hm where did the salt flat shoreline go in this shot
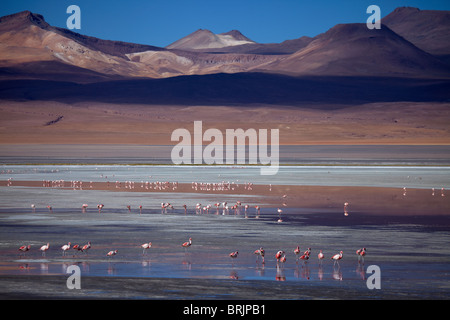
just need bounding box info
[1,180,449,216]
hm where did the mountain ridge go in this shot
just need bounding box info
[0,8,449,82]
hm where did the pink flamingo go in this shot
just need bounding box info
[276,250,286,265]
[356,248,366,264]
[254,247,265,263]
[40,243,49,256]
[294,246,301,261]
[61,242,71,256]
[81,241,91,254]
[318,250,324,265]
[229,251,239,259]
[183,204,187,214]
[18,245,31,256]
[141,242,152,255]
[72,244,81,255]
[182,238,192,252]
[277,208,283,222]
[139,205,143,215]
[107,250,118,258]
[299,253,309,265]
[331,251,343,268]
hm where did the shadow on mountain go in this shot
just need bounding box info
[0,72,449,107]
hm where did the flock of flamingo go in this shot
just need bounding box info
[18,237,366,270]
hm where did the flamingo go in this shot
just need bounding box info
[276,250,286,265]
[107,250,118,258]
[61,242,71,256]
[31,204,36,213]
[277,208,283,222]
[299,253,309,265]
[294,246,301,261]
[214,203,220,214]
[40,243,49,256]
[72,244,81,256]
[331,251,343,268]
[318,250,324,265]
[254,247,265,263]
[229,251,239,259]
[82,204,88,213]
[356,248,366,264]
[81,241,91,254]
[18,245,31,256]
[141,242,152,255]
[182,237,192,252]
[139,205,143,215]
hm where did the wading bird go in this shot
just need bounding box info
[61,242,71,256]
[331,251,343,268]
[18,245,31,256]
[294,246,301,261]
[254,247,265,263]
[107,250,118,258]
[277,208,283,222]
[182,238,192,252]
[356,248,366,264]
[141,242,152,255]
[81,241,91,254]
[318,250,324,265]
[40,243,49,256]
[276,250,286,265]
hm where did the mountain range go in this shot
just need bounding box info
[0,7,449,105]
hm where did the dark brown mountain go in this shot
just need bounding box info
[382,7,450,63]
[0,7,449,108]
[256,23,450,78]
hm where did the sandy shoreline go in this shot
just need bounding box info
[1,101,450,145]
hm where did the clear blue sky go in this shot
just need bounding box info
[1,0,449,47]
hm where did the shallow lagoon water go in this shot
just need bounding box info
[1,164,450,299]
